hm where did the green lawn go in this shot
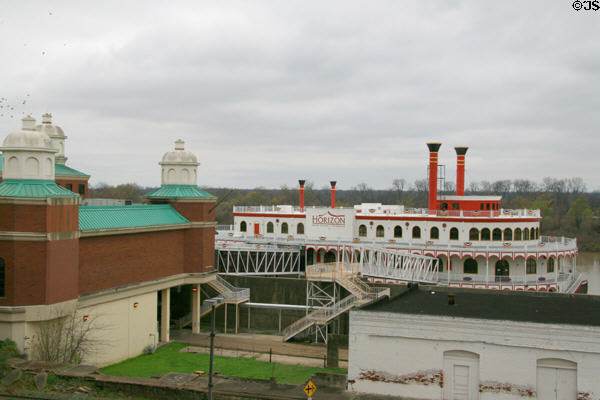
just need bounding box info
[100,342,346,385]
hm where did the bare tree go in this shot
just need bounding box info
[413,179,428,193]
[392,178,406,193]
[31,310,103,364]
[513,179,538,193]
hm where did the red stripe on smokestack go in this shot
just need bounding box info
[455,147,468,196]
[330,181,336,208]
[426,143,441,212]
[299,180,305,212]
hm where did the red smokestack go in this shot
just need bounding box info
[426,143,441,211]
[330,181,336,208]
[455,147,468,196]
[299,180,305,211]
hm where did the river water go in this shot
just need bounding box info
[577,252,600,295]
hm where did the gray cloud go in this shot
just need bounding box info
[0,0,599,191]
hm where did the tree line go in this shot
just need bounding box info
[88,177,600,251]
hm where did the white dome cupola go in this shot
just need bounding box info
[159,139,199,185]
[36,113,67,164]
[1,115,57,180]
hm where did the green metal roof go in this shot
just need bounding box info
[145,185,216,199]
[0,154,88,176]
[55,163,89,176]
[0,179,79,198]
[79,204,190,231]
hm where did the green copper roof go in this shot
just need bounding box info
[79,204,190,231]
[55,163,89,176]
[145,185,216,199]
[0,154,89,176]
[0,179,79,198]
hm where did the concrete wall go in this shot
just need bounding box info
[348,311,600,399]
[78,291,158,367]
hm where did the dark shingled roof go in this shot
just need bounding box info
[359,285,600,327]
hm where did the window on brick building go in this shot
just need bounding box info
[0,258,4,298]
[78,184,85,195]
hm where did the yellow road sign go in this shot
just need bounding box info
[304,380,317,397]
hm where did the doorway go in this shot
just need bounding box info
[495,259,510,282]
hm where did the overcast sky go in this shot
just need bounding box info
[0,1,599,191]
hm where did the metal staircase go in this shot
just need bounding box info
[282,263,389,342]
[175,275,250,328]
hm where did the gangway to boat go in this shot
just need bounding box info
[215,242,301,275]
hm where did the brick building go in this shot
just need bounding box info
[0,116,217,365]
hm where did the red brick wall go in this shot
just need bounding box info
[56,179,88,199]
[46,239,79,304]
[0,204,78,233]
[78,230,186,295]
[172,202,215,222]
[0,241,47,306]
[183,227,215,273]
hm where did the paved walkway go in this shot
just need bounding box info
[172,331,349,361]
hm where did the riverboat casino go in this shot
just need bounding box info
[225,143,586,293]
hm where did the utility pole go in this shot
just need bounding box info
[208,302,216,400]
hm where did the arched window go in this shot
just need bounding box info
[281,222,288,234]
[376,225,385,237]
[469,228,479,241]
[504,228,512,241]
[0,258,4,298]
[412,226,421,239]
[266,222,274,233]
[394,225,402,238]
[441,202,448,211]
[534,227,539,239]
[492,228,502,241]
[449,227,459,240]
[526,258,537,274]
[524,228,530,240]
[359,224,367,237]
[430,227,439,240]
[481,228,491,241]
[547,258,555,273]
[240,221,247,232]
[515,228,522,240]
[297,223,304,235]
[437,257,444,272]
[464,258,478,274]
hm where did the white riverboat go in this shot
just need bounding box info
[216,143,586,294]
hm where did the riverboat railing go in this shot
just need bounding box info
[439,272,572,285]
[232,205,541,218]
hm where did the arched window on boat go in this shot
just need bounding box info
[464,258,478,274]
[533,227,539,239]
[469,228,479,241]
[359,224,367,237]
[394,225,402,238]
[240,221,247,232]
[266,222,274,233]
[524,228,530,240]
[547,257,555,273]
[412,226,421,239]
[430,227,439,240]
[441,202,448,211]
[503,228,512,241]
[526,258,537,274]
[449,227,459,240]
[481,228,491,241]
[514,228,522,240]
[281,222,289,234]
[376,225,385,238]
[437,257,444,272]
[297,223,304,235]
[492,228,502,241]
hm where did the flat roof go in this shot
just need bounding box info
[359,285,600,327]
[438,195,502,201]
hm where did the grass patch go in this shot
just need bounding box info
[100,342,345,385]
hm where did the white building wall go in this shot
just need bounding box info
[349,311,600,399]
